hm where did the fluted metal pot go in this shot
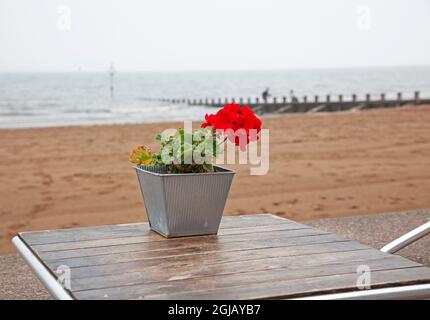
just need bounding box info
[134,165,235,237]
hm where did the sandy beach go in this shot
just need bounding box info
[1,105,430,254]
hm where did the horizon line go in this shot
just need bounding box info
[1,64,430,74]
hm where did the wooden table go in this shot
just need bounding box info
[12,214,430,300]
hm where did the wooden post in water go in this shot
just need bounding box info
[366,94,371,104]
[380,93,385,107]
[415,91,420,104]
[397,92,402,106]
[338,94,343,111]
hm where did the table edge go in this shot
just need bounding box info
[293,283,430,300]
[12,236,74,300]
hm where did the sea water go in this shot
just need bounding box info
[1,66,429,128]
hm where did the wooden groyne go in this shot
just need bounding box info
[143,91,430,115]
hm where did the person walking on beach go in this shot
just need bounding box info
[290,90,298,103]
[262,88,271,103]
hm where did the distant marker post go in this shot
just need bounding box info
[109,63,115,99]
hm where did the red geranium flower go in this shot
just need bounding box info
[201,103,262,151]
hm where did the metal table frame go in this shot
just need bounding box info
[12,236,74,300]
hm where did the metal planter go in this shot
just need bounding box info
[135,165,235,237]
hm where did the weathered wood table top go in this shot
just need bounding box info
[15,214,430,300]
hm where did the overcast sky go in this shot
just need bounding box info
[1,0,430,72]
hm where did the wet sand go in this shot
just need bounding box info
[1,105,430,254]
